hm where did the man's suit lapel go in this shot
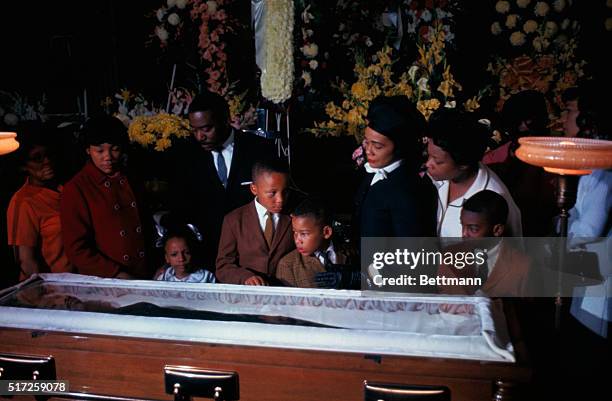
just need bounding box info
[482,242,513,293]
[227,131,243,188]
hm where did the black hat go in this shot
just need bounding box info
[366,95,425,157]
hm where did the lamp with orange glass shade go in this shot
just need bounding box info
[0,132,19,155]
[515,137,612,329]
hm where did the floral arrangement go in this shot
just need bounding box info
[295,2,325,94]
[151,0,190,48]
[261,0,294,104]
[0,91,47,127]
[227,89,257,130]
[308,23,476,143]
[402,0,459,46]
[150,0,239,95]
[102,88,158,127]
[128,113,191,152]
[486,0,588,122]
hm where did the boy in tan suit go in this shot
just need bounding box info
[276,199,357,288]
[216,159,295,285]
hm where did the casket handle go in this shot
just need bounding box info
[164,365,239,401]
[363,380,451,401]
[0,353,55,381]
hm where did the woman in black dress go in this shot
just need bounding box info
[354,95,436,238]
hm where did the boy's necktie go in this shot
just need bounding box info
[264,211,274,248]
[320,250,333,270]
[216,151,228,188]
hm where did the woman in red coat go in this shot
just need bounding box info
[60,115,150,279]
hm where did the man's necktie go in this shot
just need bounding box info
[264,211,274,248]
[216,151,228,188]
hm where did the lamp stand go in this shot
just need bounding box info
[553,174,579,330]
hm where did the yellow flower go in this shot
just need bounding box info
[351,81,369,100]
[417,99,441,120]
[128,114,190,151]
[120,89,132,102]
[464,97,481,112]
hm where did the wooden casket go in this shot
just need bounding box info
[0,274,530,400]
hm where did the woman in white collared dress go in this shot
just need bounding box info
[425,108,522,238]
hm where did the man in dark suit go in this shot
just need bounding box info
[170,92,274,268]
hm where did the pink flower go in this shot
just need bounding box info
[203,50,212,61]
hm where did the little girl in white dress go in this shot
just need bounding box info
[155,234,216,283]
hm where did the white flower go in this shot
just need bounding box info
[417,77,429,92]
[408,66,419,81]
[305,29,314,37]
[445,101,456,108]
[176,0,188,9]
[4,113,19,126]
[206,1,217,14]
[156,8,166,22]
[155,26,169,42]
[510,31,526,46]
[166,0,177,8]
[167,13,180,26]
[261,0,294,103]
[301,43,319,58]
[505,14,519,29]
[301,71,312,87]
[516,0,531,8]
[561,18,570,30]
[491,22,503,35]
[309,60,318,70]
[553,0,565,12]
[365,37,373,47]
[523,20,538,33]
[534,2,550,16]
[421,9,432,22]
[301,4,313,23]
[495,1,511,14]
[532,36,545,51]
[544,21,558,38]
[436,9,449,19]
[444,30,455,42]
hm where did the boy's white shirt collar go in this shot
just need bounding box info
[254,197,279,231]
[315,242,337,265]
[364,159,403,186]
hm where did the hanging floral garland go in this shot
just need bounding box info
[261,0,294,104]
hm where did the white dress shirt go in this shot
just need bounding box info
[430,162,523,238]
[364,159,403,186]
[211,131,234,177]
[254,198,279,232]
[315,242,337,265]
